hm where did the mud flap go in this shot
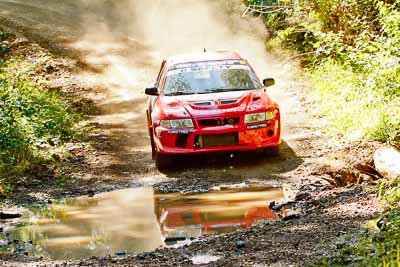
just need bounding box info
[147,109,156,160]
[149,126,156,160]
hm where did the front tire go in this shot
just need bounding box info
[155,153,173,170]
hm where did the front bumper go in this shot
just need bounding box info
[153,118,281,155]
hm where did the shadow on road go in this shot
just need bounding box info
[161,140,304,181]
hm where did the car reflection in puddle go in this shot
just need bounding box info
[6,184,286,260]
[155,184,283,244]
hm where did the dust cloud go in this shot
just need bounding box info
[69,0,298,146]
[71,0,278,99]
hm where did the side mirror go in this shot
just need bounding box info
[145,87,158,96]
[263,78,275,87]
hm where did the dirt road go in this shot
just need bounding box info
[0,0,331,189]
[0,1,381,266]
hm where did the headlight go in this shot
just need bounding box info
[244,112,266,123]
[245,111,276,123]
[265,111,275,120]
[160,119,194,128]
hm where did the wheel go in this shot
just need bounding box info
[263,145,280,157]
[155,153,173,170]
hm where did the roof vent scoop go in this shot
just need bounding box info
[193,101,212,106]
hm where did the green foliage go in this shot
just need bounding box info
[309,56,400,143]
[308,1,400,144]
[381,178,400,208]
[311,0,380,38]
[0,36,82,195]
[0,32,11,58]
[246,0,400,144]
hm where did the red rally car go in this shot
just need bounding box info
[145,51,281,169]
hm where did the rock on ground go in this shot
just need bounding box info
[374,147,400,179]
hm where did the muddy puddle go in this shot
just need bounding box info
[2,184,287,260]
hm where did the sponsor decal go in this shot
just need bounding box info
[167,64,251,76]
[193,107,245,115]
[170,60,247,71]
[168,130,191,134]
[247,123,268,129]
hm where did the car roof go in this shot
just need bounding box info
[166,51,243,66]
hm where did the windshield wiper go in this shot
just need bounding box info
[164,91,193,96]
[199,88,256,94]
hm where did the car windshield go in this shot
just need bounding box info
[163,60,262,96]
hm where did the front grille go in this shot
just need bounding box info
[196,133,238,148]
[198,117,240,127]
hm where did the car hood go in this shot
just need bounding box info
[160,90,274,118]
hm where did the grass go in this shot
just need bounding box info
[307,59,400,144]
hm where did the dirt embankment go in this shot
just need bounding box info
[0,1,386,266]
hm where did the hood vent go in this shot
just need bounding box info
[220,99,237,105]
[192,101,213,106]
